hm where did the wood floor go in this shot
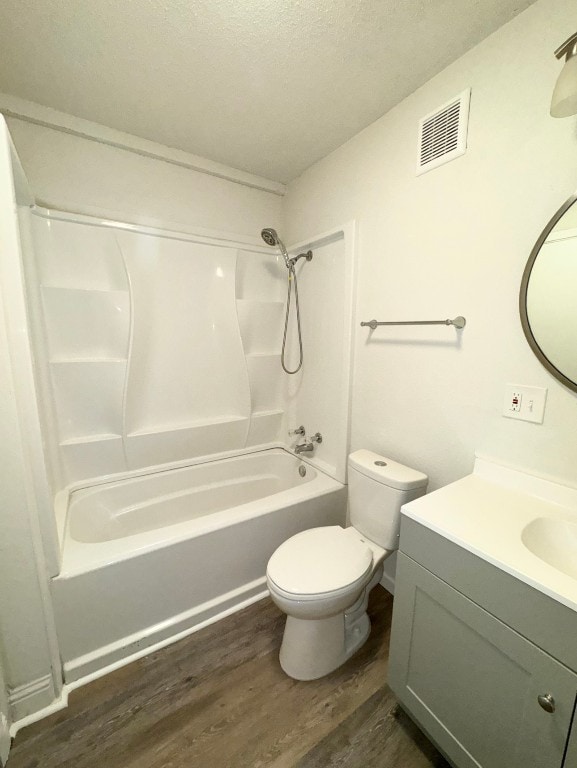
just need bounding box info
[9,587,449,768]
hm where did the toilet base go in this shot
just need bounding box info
[278,566,383,681]
[279,611,370,681]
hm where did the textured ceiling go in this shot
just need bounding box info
[0,0,535,183]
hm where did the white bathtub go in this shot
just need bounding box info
[51,448,346,682]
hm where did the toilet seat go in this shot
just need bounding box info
[268,568,372,603]
[266,526,373,600]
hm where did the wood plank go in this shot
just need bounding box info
[10,587,447,767]
[295,692,450,768]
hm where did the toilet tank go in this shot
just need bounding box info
[348,450,428,550]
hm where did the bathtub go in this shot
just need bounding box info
[51,448,346,682]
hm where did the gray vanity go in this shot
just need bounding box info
[388,458,577,768]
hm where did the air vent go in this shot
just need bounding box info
[417,89,471,175]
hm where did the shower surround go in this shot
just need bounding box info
[33,210,289,484]
[26,206,355,683]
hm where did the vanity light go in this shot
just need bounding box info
[551,32,577,117]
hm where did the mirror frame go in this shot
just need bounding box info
[519,191,577,394]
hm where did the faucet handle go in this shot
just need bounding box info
[311,432,323,444]
[289,425,306,437]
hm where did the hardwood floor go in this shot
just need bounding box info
[9,587,449,767]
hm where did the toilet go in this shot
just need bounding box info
[266,449,428,680]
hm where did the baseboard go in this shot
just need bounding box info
[10,580,270,733]
[0,713,10,767]
[64,577,269,683]
[10,692,68,738]
[8,674,57,722]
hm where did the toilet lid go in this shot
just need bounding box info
[267,526,373,596]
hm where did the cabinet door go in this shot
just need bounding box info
[564,720,577,768]
[388,553,577,768]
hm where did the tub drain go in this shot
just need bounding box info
[299,465,307,477]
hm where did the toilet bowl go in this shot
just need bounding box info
[266,450,428,681]
[267,525,386,680]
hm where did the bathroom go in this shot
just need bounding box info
[1,0,577,765]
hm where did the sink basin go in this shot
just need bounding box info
[522,517,577,580]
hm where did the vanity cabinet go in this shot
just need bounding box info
[388,520,577,768]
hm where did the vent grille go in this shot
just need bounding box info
[417,89,470,175]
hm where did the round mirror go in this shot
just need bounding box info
[520,194,577,393]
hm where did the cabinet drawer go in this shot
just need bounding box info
[389,553,577,768]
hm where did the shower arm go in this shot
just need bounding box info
[288,250,313,268]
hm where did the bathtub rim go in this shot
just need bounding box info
[55,441,340,549]
[56,445,344,578]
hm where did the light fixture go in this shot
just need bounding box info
[551,32,577,117]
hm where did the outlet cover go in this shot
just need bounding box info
[503,384,547,424]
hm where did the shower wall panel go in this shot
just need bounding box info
[33,215,130,481]
[41,287,130,360]
[284,229,353,483]
[236,249,285,445]
[120,233,250,434]
[35,218,127,291]
[32,214,286,485]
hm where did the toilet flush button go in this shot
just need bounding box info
[374,460,387,466]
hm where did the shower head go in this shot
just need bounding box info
[261,228,279,247]
[261,227,291,268]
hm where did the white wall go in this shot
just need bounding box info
[554,203,577,231]
[284,0,577,497]
[0,121,60,719]
[6,118,282,239]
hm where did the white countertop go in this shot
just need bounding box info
[401,457,577,613]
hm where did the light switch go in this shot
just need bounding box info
[503,384,547,424]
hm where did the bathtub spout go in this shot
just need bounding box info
[294,432,323,454]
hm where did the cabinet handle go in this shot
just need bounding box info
[537,693,556,713]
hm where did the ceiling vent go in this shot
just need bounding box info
[417,89,471,175]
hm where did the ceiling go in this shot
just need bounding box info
[0,0,536,183]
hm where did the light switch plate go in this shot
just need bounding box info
[503,384,547,424]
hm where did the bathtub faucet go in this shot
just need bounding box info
[294,432,323,454]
